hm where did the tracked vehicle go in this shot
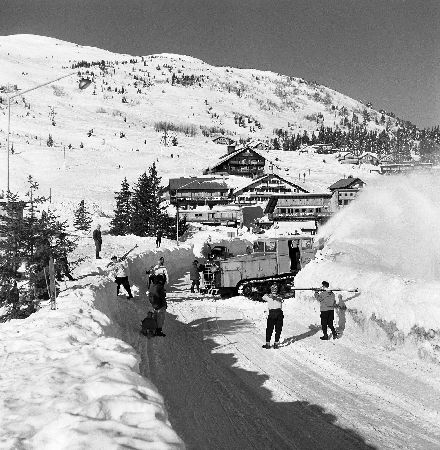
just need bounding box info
[204,236,316,298]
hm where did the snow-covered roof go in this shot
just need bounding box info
[263,221,317,237]
[233,173,308,195]
[169,177,229,191]
[328,177,364,190]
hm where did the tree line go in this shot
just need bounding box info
[110,163,187,238]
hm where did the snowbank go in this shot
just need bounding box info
[0,243,194,449]
[295,174,440,357]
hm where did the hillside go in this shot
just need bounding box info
[0,34,393,212]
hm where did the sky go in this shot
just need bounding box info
[1,0,439,127]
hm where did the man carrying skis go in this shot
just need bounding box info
[107,245,137,299]
[314,280,338,340]
[262,283,284,349]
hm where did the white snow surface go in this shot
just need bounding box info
[1,34,440,449]
[296,173,440,335]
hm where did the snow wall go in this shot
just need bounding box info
[0,244,194,449]
[295,173,440,362]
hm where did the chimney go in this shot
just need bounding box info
[227,144,236,154]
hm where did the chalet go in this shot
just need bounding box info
[204,147,268,178]
[338,151,359,164]
[212,136,236,146]
[264,193,332,225]
[379,154,395,164]
[359,152,379,165]
[313,144,337,154]
[233,174,308,204]
[328,177,365,209]
[379,162,433,175]
[166,177,231,209]
[248,140,270,151]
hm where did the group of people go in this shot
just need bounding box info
[262,280,343,349]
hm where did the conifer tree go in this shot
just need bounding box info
[73,200,92,231]
[0,179,77,319]
[110,178,132,235]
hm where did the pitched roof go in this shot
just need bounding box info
[169,177,229,191]
[207,147,267,172]
[328,177,364,190]
[233,173,308,195]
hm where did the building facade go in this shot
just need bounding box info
[328,177,365,209]
[233,174,308,204]
[204,148,268,178]
[265,193,332,225]
[167,177,231,209]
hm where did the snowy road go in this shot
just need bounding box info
[121,276,440,450]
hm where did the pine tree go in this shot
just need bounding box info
[110,178,132,235]
[73,200,92,231]
[130,163,165,236]
[0,179,77,319]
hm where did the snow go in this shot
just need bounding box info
[1,34,440,449]
[296,173,440,336]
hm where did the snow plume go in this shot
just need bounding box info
[296,173,440,350]
[318,173,440,281]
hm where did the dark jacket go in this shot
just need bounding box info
[93,229,102,243]
[149,283,167,310]
[189,264,200,280]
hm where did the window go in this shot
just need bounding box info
[265,241,277,252]
[195,213,203,217]
[253,241,265,252]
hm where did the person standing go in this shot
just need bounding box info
[156,229,163,248]
[189,260,200,293]
[93,225,102,259]
[149,273,167,336]
[314,280,338,340]
[153,256,168,285]
[108,254,134,299]
[262,284,284,349]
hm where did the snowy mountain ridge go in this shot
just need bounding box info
[0,34,385,209]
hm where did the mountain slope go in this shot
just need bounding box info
[0,34,386,211]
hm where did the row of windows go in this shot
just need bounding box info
[277,208,323,214]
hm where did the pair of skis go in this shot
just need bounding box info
[290,288,359,292]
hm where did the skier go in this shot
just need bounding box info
[314,280,338,340]
[262,284,284,349]
[153,256,168,285]
[107,253,134,299]
[93,224,102,259]
[156,229,163,248]
[149,273,167,336]
[189,260,200,293]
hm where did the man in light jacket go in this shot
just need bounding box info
[314,280,337,340]
[262,284,284,349]
[108,255,133,299]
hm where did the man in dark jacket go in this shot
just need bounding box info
[189,260,200,293]
[148,273,167,336]
[156,229,163,248]
[93,225,102,259]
